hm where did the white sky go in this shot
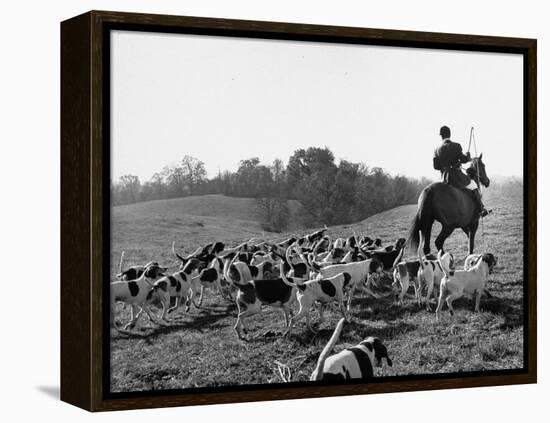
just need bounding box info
[111,30,523,182]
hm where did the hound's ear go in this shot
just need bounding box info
[342,272,352,286]
[482,253,496,267]
[360,340,373,352]
[368,258,380,273]
[386,357,393,367]
[479,153,483,160]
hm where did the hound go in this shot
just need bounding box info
[365,245,405,271]
[312,236,331,255]
[464,253,487,270]
[392,249,422,306]
[340,247,365,264]
[435,251,498,318]
[345,234,358,250]
[305,225,329,244]
[307,256,384,310]
[190,257,232,307]
[281,267,352,334]
[224,263,298,339]
[319,247,347,265]
[268,236,298,257]
[362,238,382,251]
[250,251,275,266]
[116,251,167,281]
[393,233,445,309]
[172,243,203,270]
[223,250,275,287]
[148,270,194,321]
[310,318,393,381]
[267,247,309,279]
[333,237,347,250]
[110,263,166,329]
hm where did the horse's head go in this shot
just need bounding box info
[467,153,490,188]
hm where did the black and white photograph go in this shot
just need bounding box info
[108,29,526,393]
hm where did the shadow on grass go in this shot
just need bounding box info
[112,303,236,340]
[432,294,523,329]
[483,296,524,329]
[287,319,417,346]
[351,295,421,321]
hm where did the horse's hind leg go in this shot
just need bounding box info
[467,221,479,254]
[421,220,433,256]
[435,225,454,252]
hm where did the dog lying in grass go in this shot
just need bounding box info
[310,318,393,381]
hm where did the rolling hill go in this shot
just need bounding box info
[111,194,300,274]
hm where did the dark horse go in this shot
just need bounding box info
[408,155,490,255]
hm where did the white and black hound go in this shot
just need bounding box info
[116,251,167,281]
[435,251,498,318]
[190,257,233,307]
[307,256,384,310]
[148,270,193,321]
[224,257,299,339]
[310,318,393,381]
[110,263,166,329]
[392,233,446,310]
[280,266,352,334]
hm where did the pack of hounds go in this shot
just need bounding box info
[111,226,498,382]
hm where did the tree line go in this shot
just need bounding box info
[111,147,431,231]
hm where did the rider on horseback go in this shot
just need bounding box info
[433,126,488,217]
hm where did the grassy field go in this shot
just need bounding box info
[110,192,524,392]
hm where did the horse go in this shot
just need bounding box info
[408,155,490,255]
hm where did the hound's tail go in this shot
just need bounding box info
[279,263,307,287]
[417,231,430,277]
[311,318,345,381]
[172,242,187,263]
[391,246,405,270]
[117,251,125,276]
[437,250,450,279]
[285,245,296,273]
[304,252,320,274]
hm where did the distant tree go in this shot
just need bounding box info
[255,196,289,232]
[181,155,207,195]
[117,174,141,204]
[332,160,361,223]
[255,158,290,231]
[287,147,338,226]
[149,172,165,200]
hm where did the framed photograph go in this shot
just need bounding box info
[60,10,537,411]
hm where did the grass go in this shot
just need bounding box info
[110,192,524,392]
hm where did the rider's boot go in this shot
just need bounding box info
[472,188,489,217]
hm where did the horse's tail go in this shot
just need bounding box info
[407,187,432,252]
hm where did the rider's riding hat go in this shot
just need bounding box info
[439,125,451,139]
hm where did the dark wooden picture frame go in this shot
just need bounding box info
[61,10,537,412]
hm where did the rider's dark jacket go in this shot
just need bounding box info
[433,139,472,188]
